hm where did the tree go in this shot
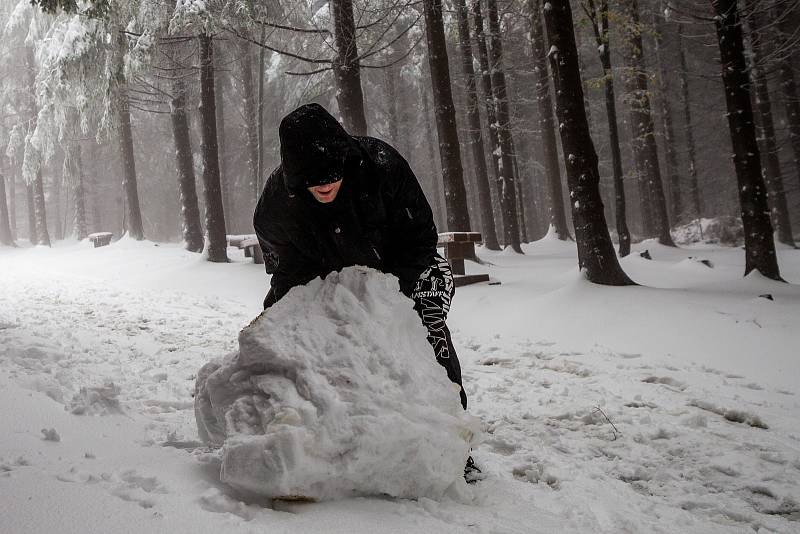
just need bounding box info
[775,7,800,193]
[484,0,522,252]
[235,39,260,200]
[24,0,148,242]
[582,0,631,256]
[331,0,368,135]
[530,0,571,241]
[198,33,229,262]
[677,24,702,220]
[421,80,445,229]
[471,0,506,241]
[652,10,682,224]
[25,183,37,245]
[169,76,204,252]
[619,0,674,246]
[69,143,88,240]
[23,46,51,247]
[0,170,15,246]
[543,0,634,285]
[215,47,232,227]
[62,113,88,240]
[255,25,266,194]
[710,0,781,280]
[421,0,471,232]
[744,0,794,247]
[114,31,145,241]
[453,0,500,249]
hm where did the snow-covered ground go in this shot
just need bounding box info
[1,235,799,533]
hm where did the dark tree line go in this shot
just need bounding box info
[3,0,795,284]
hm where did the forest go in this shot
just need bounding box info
[0,0,797,277]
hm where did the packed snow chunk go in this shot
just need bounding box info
[69,382,123,415]
[194,267,479,502]
[41,428,60,442]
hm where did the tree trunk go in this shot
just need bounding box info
[454,0,500,249]
[471,0,506,243]
[384,56,399,145]
[775,8,800,195]
[26,183,37,244]
[653,11,682,224]
[198,34,229,263]
[745,2,794,247]
[331,0,368,136]
[215,49,232,231]
[422,0,472,232]
[0,171,14,246]
[113,31,144,241]
[237,39,259,200]
[510,136,530,243]
[87,141,101,233]
[8,168,16,239]
[678,24,702,220]
[543,0,634,285]
[171,79,204,253]
[24,46,51,247]
[32,169,51,246]
[777,43,800,196]
[71,142,88,240]
[256,25,266,194]
[484,0,521,252]
[117,97,144,241]
[421,82,445,230]
[620,0,674,246]
[530,0,571,241]
[574,22,593,131]
[587,0,631,256]
[710,0,781,280]
[53,172,63,241]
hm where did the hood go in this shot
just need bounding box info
[279,103,363,194]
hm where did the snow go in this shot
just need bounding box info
[195,267,479,501]
[1,237,800,532]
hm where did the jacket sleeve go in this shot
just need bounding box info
[382,149,439,296]
[253,191,319,309]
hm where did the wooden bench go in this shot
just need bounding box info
[227,235,264,264]
[437,232,490,287]
[88,232,113,248]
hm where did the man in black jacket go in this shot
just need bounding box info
[253,103,467,410]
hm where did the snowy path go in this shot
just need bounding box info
[2,238,800,533]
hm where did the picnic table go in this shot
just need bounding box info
[227,235,264,264]
[437,232,490,287]
[88,232,113,248]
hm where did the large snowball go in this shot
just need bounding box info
[195,267,479,501]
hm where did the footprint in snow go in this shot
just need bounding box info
[641,376,687,391]
[688,399,768,429]
[512,462,560,489]
[109,470,168,509]
[615,352,642,359]
[477,356,516,367]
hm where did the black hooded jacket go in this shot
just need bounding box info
[253,104,438,308]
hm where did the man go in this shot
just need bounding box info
[253,103,467,410]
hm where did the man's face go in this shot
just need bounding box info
[307,179,343,203]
